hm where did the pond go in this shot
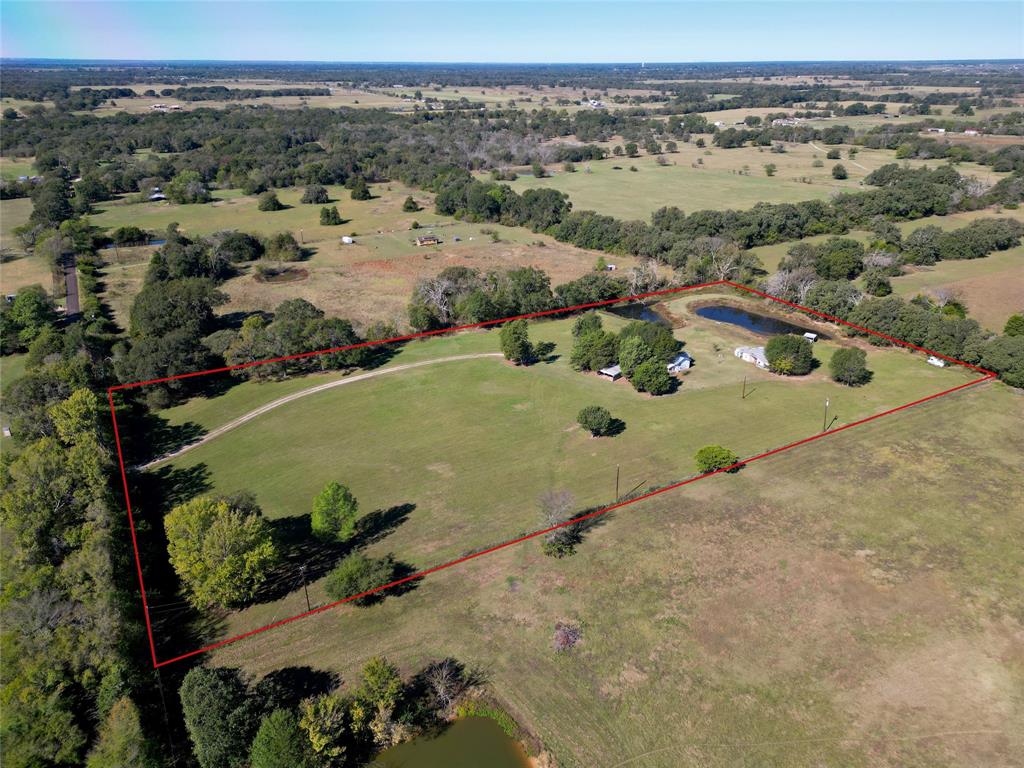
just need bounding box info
[695,304,826,339]
[372,717,531,768]
[606,301,672,326]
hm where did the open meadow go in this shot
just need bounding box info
[504,141,1006,221]
[207,345,1024,768]
[143,292,981,663]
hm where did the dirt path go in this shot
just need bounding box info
[62,253,80,317]
[142,352,504,469]
[808,141,869,171]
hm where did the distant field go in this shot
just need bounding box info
[0,156,35,179]
[890,245,1024,333]
[506,140,1005,221]
[206,305,1023,768]
[93,182,627,329]
[0,353,28,443]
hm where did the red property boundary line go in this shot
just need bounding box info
[106,281,996,668]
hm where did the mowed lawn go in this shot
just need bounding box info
[154,297,975,646]
[212,378,1024,768]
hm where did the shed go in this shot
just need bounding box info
[415,235,441,246]
[803,332,818,342]
[598,365,622,381]
[667,352,693,373]
[735,346,769,369]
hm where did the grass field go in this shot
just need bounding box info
[150,294,978,659]
[0,156,35,180]
[0,353,28,444]
[207,342,1024,768]
[504,141,1005,221]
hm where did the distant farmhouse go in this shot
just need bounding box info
[735,346,769,369]
[415,234,441,247]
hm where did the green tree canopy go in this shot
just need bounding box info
[499,319,534,364]
[577,405,613,436]
[323,553,396,606]
[765,334,814,375]
[164,496,278,608]
[301,184,329,204]
[180,667,260,768]
[829,347,872,386]
[86,697,158,768]
[631,358,673,395]
[250,710,309,768]
[311,481,359,542]
[695,445,741,473]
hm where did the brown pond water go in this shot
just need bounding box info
[371,717,531,768]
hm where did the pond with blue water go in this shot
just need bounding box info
[695,304,827,339]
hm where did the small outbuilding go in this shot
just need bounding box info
[803,332,818,342]
[667,352,693,373]
[927,355,947,368]
[415,234,441,246]
[598,365,622,381]
[735,346,769,369]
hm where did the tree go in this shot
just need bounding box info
[266,231,301,262]
[763,163,777,177]
[30,177,73,226]
[214,231,264,263]
[8,284,56,347]
[618,320,679,361]
[2,106,18,119]
[531,161,546,178]
[180,667,260,768]
[258,191,285,212]
[402,195,420,212]
[618,335,654,379]
[320,205,342,225]
[571,311,602,338]
[829,347,872,386]
[570,329,618,371]
[577,405,613,436]
[864,270,892,296]
[831,164,848,180]
[695,445,740,473]
[1003,314,1024,337]
[250,710,309,768]
[624,142,639,157]
[349,176,371,200]
[311,481,359,542]
[538,490,578,557]
[765,334,814,375]
[323,553,396,605]
[815,237,865,280]
[499,319,533,364]
[299,693,351,765]
[631,358,673,394]
[357,657,403,712]
[166,170,211,204]
[826,148,841,160]
[301,185,329,204]
[164,496,278,608]
[86,697,157,768]
[980,334,1024,388]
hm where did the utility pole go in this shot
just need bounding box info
[615,464,620,500]
[300,565,311,612]
[742,376,747,400]
[822,398,830,432]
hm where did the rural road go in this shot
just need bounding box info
[142,352,504,469]
[808,141,869,171]
[62,253,80,318]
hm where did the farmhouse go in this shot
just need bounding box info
[415,234,441,246]
[667,352,693,373]
[735,346,769,369]
[598,364,623,381]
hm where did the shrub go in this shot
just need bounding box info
[577,405,613,436]
[319,205,342,225]
[349,177,371,200]
[454,701,519,738]
[1004,314,1024,337]
[257,191,284,211]
[324,554,396,605]
[829,347,872,386]
[631,358,673,395]
[695,445,741,473]
[826,148,841,160]
[765,334,814,375]
[553,622,582,652]
[499,319,533,364]
[831,164,848,180]
[301,184,329,204]
[863,270,892,296]
[402,195,420,212]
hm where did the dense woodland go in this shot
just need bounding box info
[3,60,1024,767]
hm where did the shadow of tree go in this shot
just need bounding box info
[604,417,627,437]
[145,463,213,509]
[255,503,416,604]
[253,666,340,712]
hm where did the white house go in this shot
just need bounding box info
[598,364,622,381]
[927,355,947,368]
[667,351,693,374]
[735,346,769,369]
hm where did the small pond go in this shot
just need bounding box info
[606,302,672,326]
[372,717,530,768]
[695,304,826,339]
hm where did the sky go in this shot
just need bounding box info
[1,1,1022,63]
